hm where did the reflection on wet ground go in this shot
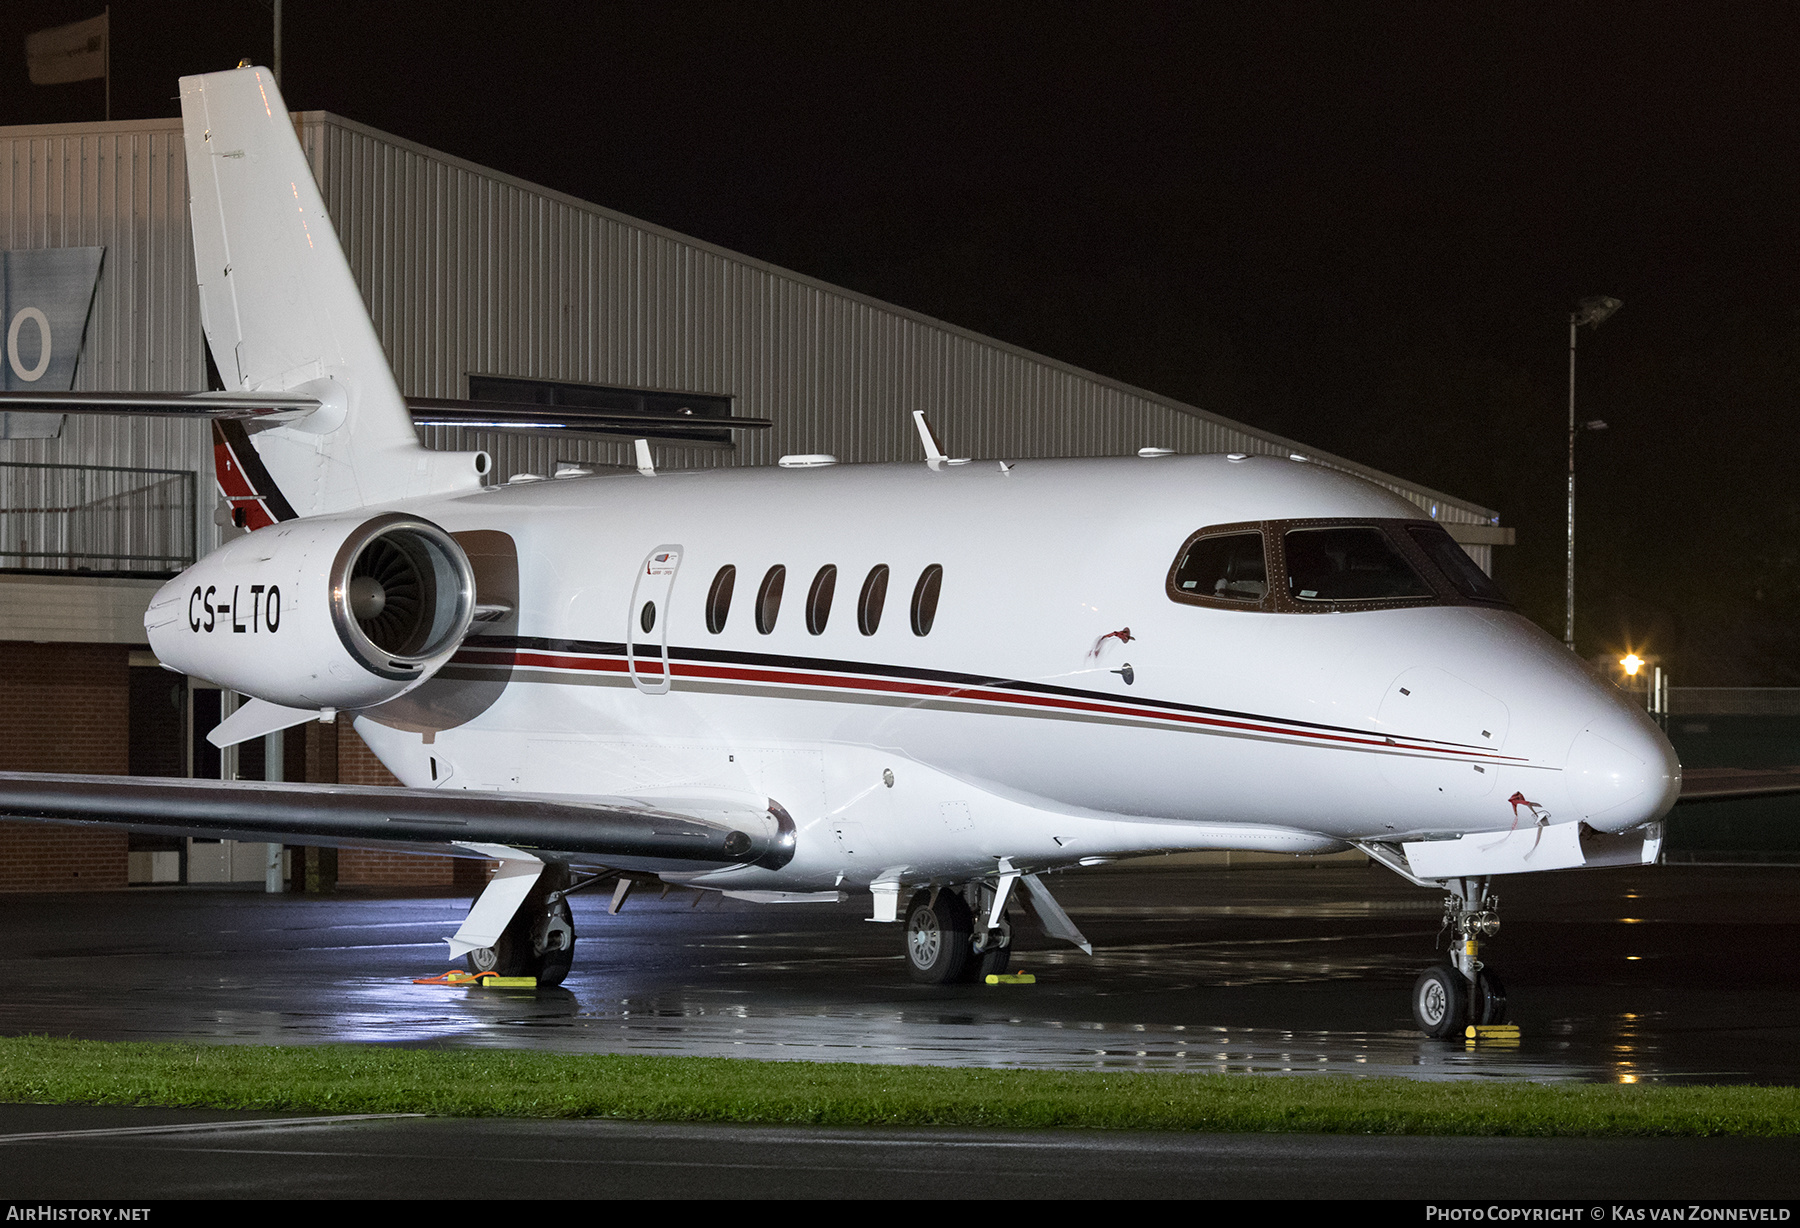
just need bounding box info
[2,864,1796,1084]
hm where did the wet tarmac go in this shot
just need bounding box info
[1,1102,1796,1199]
[0,861,1796,1085]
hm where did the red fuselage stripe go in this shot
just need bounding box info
[453,646,1524,763]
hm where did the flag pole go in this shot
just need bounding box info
[103,6,110,121]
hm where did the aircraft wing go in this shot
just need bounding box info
[1676,766,1800,803]
[0,772,791,873]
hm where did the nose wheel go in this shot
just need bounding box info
[1411,876,1506,1038]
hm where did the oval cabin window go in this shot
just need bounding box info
[705,565,735,633]
[806,565,837,635]
[858,564,890,636]
[910,564,943,636]
[756,565,786,634]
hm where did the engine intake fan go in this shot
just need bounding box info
[332,515,477,680]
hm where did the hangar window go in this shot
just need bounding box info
[858,565,890,635]
[468,375,735,445]
[1284,526,1432,603]
[755,565,786,634]
[705,565,735,633]
[911,564,944,636]
[806,565,837,635]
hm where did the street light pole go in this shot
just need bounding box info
[1565,295,1621,652]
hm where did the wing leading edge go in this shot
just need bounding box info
[0,772,794,873]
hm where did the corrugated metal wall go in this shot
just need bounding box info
[0,112,1498,570]
[300,113,1496,529]
[0,118,213,555]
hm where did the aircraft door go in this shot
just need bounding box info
[628,545,683,694]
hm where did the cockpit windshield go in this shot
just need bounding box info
[1166,518,1512,613]
[1284,526,1432,602]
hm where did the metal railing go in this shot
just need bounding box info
[0,461,197,576]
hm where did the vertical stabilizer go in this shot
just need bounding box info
[180,66,481,517]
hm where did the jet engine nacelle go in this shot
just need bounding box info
[146,512,476,711]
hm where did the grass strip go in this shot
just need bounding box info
[0,1036,1796,1136]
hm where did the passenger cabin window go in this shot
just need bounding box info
[755,565,786,634]
[1171,532,1266,602]
[1284,526,1432,603]
[911,564,943,636]
[806,565,837,635]
[705,565,735,633]
[858,565,889,635]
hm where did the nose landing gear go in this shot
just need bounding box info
[1411,875,1507,1038]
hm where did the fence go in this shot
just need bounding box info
[0,462,196,576]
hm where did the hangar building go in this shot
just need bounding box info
[0,109,1509,891]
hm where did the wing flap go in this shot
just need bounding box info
[0,772,780,872]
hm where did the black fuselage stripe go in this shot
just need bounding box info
[461,633,1487,753]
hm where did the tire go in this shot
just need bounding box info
[1411,964,1468,1038]
[465,924,531,977]
[465,864,575,984]
[531,895,576,988]
[972,940,1011,982]
[904,889,972,984]
[1476,968,1507,1026]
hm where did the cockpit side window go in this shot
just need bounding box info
[1284,526,1433,603]
[1172,532,1266,602]
[1167,525,1273,611]
[1406,524,1510,604]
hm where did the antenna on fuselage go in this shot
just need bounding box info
[911,410,969,471]
[634,438,656,477]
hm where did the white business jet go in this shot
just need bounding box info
[0,67,1723,1038]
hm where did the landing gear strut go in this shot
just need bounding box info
[466,862,577,987]
[1411,875,1506,1038]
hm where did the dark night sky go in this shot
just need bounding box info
[3,3,1799,682]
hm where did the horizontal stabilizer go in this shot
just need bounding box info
[206,698,320,749]
[0,391,317,421]
[1677,766,1800,802]
[0,772,781,872]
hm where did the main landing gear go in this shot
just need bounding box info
[904,883,1014,984]
[1411,875,1506,1038]
[466,862,577,987]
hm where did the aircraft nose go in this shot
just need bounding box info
[1563,709,1681,833]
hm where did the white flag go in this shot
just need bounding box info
[25,12,108,86]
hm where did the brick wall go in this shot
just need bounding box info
[0,642,129,890]
[334,721,482,887]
